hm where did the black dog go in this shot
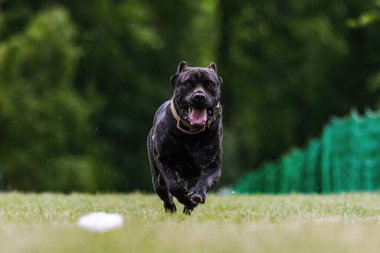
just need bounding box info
[147,61,223,214]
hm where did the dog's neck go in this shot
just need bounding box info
[170,99,220,135]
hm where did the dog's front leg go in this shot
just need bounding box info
[188,165,221,204]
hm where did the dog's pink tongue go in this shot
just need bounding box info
[189,107,207,126]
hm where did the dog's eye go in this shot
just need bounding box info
[184,80,196,87]
[206,81,215,88]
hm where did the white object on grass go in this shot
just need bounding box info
[77,212,123,232]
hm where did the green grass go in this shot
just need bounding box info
[1,193,380,253]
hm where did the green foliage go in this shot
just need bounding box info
[62,0,221,191]
[218,0,380,179]
[0,7,108,191]
[1,0,380,192]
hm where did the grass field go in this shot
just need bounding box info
[1,192,380,253]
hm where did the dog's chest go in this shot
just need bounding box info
[166,141,202,175]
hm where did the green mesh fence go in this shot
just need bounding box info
[235,110,380,194]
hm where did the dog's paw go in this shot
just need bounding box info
[188,189,206,204]
[164,202,177,213]
[183,206,194,215]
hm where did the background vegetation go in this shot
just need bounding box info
[1,0,380,192]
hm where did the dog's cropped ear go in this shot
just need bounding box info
[208,62,217,72]
[208,62,222,84]
[176,61,188,74]
[170,61,188,86]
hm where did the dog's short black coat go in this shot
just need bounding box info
[147,61,223,214]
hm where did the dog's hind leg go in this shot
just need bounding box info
[150,162,176,212]
[155,175,177,213]
[151,163,177,212]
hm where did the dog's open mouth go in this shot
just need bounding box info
[188,107,207,126]
[178,104,215,127]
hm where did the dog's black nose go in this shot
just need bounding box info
[193,93,206,102]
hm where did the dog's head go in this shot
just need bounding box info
[170,61,222,127]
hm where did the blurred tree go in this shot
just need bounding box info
[1,0,380,191]
[60,0,220,191]
[217,0,379,183]
[0,0,220,191]
[0,6,109,191]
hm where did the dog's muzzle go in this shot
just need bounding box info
[170,99,221,135]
